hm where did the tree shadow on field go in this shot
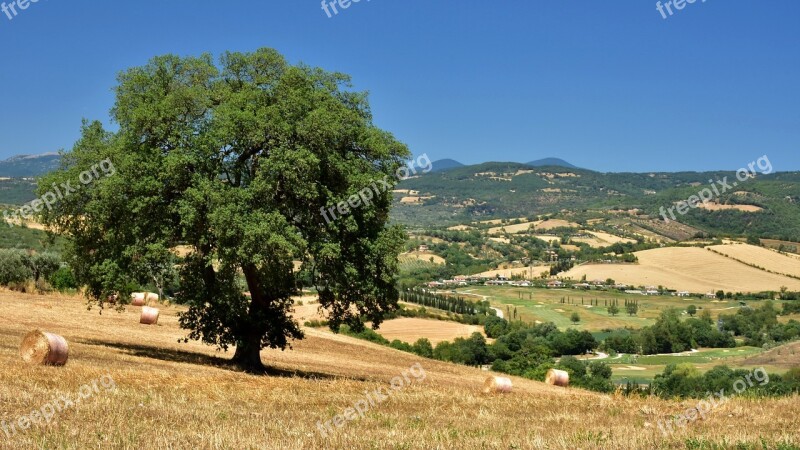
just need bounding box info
[78,338,348,380]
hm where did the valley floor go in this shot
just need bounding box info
[0,290,798,449]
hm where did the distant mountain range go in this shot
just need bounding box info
[393,160,800,240]
[0,153,61,177]
[525,158,577,169]
[431,157,577,172]
[3,153,577,178]
[429,159,465,172]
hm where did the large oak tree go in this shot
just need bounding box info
[39,48,409,371]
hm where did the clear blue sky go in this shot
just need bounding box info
[0,0,798,172]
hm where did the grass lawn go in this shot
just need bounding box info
[453,286,776,333]
[609,347,768,383]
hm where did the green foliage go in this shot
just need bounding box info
[484,315,510,338]
[339,325,390,345]
[37,48,410,371]
[389,339,414,352]
[652,364,800,399]
[411,338,433,358]
[0,222,67,252]
[0,249,33,285]
[637,309,735,355]
[720,302,800,346]
[28,252,61,282]
[687,305,697,317]
[400,288,490,315]
[570,312,581,324]
[0,179,39,204]
[0,249,63,290]
[49,266,78,291]
[433,332,490,366]
[599,330,639,354]
[782,302,800,315]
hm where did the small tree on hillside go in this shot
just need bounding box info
[608,304,619,317]
[687,305,697,317]
[626,302,639,316]
[571,312,581,324]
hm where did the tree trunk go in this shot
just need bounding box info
[232,333,265,373]
[232,264,269,373]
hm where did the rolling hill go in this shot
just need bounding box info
[2,290,798,448]
[525,157,577,168]
[562,246,800,293]
[429,158,465,172]
[392,162,800,240]
[0,153,61,177]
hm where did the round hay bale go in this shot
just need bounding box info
[483,376,513,394]
[140,306,160,325]
[131,292,146,307]
[145,292,159,302]
[545,369,570,387]
[20,331,69,366]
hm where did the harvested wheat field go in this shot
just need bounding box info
[446,225,473,231]
[533,234,561,244]
[533,219,580,231]
[475,266,549,279]
[487,221,536,235]
[372,318,484,345]
[399,251,446,265]
[562,247,800,293]
[583,231,637,246]
[1,290,799,449]
[708,243,800,278]
[697,202,763,212]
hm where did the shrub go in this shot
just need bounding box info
[390,340,413,352]
[0,249,33,285]
[412,338,434,358]
[50,266,79,291]
[303,319,329,328]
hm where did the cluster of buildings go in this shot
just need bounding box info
[425,275,696,298]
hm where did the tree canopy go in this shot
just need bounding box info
[39,48,410,371]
